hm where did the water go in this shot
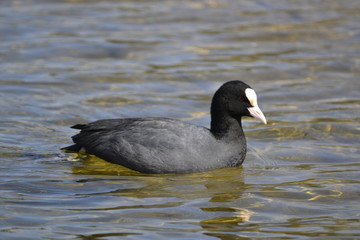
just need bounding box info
[1,0,360,239]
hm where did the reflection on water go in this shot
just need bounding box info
[1,0,360,239]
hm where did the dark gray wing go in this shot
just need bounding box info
[68,118,220,173]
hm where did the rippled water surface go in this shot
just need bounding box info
[1,0,360,239]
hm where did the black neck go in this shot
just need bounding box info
[209,89,247,142]
[210,109,245,142]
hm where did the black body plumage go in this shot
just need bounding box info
[62,80,266,174]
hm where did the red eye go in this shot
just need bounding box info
[239,97,244,101]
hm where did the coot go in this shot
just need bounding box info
[62,80,267,173]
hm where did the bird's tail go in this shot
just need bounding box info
[61,144,82,152]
